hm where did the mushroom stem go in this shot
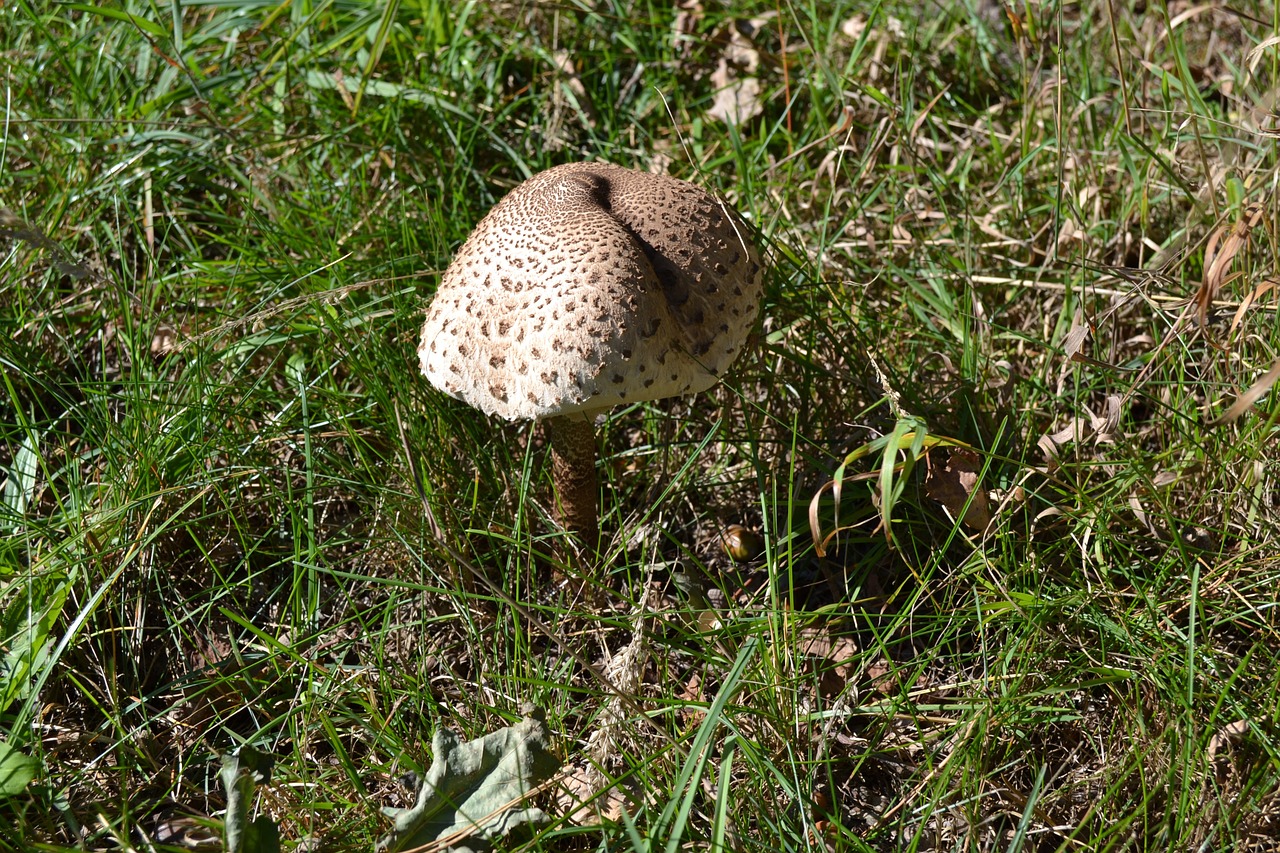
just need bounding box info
[545,413,600,553]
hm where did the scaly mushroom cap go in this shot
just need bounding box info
[418,162,764,420]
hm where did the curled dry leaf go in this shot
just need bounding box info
[985,359,1013,390]
[151,816,221,849]
[1227,278,1278,342]
[923,448,991,532]
[1127,495,1160,537]
[1056,217,1083,249]
[1197,204,1264,329]
[1207,718,1250,769]
[1046,417,1090,447]
[1246,34,1280,76]
[864,657,918,696]
[557,763,642,826]
[708,61,761,125]
[838,13,905,40]
[1062,319,1112,369]
[839,13,868,40]
[1036,433,1061,467]
[927,351,957,375]
[1031,506,1063,533]
[1058,307,1136,374]
[1039,396,1126,461]
[676,672,706,728]
[1090,394,1124,443]
[809,468,877,558]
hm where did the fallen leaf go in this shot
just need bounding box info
[839,14,867,41]
[1208,718,1250,772]
[557,762,642,825]
[1090,394,1123,443]
[706,22,762,125]
[1030,506,1063,534]
[1062,322,1090,360]
[671,0,703,57]
[379,706,560,853]
[923,448,991,531]
[151,323,180,358]
[549,50,598,127]
[864,657,901,696]
[797,626,859,696]
[1227,278,1278,342]
[707,59,762,125]
[152,816,221,848]
[220,747,279,853]
[0,742,38,797]
[1246,34,1280,76]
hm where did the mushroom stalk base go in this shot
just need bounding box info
[545,413,599,553]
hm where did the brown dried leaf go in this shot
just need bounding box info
[1090,394,1124,443]
[797,630,859,673]
[1208,356,1280,426]
[1246,34,1280,76]
[1227,278,1278,341]
[676,673,706,727]
[797,627,860,697]
[1208,719,1250,762]
[671,0,703,56]
[707,58,762,125]
[1127,496,1156,536]
[557,762,642,826]
[550,50,598,127]
[923,448,991,531]
[809,480,833,558]
[928,351,957,375]
[1056,217,1083,249]
[1031,506,1063,533]
[1197,205,1264,328]
[864,657,900,696]
[985,359,1012,390]
[1040,396,1125,458]
[1063,322,1091,361]
[706,21,762,125]
[151,323,180,358]
[1037,434,1060,467]
[839,14,867,41]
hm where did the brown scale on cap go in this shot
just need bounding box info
[418,162,764,553]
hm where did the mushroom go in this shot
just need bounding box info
[418,162,764,553]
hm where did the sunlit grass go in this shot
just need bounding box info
[2,1,1279,851]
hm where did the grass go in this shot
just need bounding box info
[2,0,1280,850]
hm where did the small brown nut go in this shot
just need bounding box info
[721,524,764,562]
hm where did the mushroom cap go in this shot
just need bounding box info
[418,162,764,421]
